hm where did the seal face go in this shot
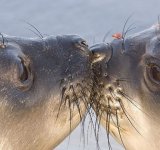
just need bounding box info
[91,25,160,150]
[0,34,92,150]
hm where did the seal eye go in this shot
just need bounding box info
[150,65,160,83]
[146,63,160,86]
[17,56,33,91]
[19,58,29,82]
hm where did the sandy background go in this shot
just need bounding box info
[0,0,160,149]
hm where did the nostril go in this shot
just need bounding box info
[90,43,113,63]
[79,40,88,48]
[74,38,88,49]
[73,38,90,55]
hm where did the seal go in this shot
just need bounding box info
[90,24,160,150]
[0,33,93,150]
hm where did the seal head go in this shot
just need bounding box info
[91,25,160,150]
[0,34,92,150]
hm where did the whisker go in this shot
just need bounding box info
[67,99,72,149]
[80,87,100,149]
[0,33,6,48]
[70,85,82,120]
[122,14,134,38]
[119,99,138,124]
[116,79,132,83]
[102,95,113,150]
[119,90,140,105]
[115,110,126,150]
[110,89,140,128]
[110,114,118,128]
[95,110,103,143]
[27,28,43,40]
[119,100,142,136]
[22,20,49,51]
[86,114,92,145]
[3,37,8,47]
[119,91,149,116]
[56,86,66,120]
[79,102,87,148]
[110,89,140,123]
[155,15,160,41]
[121,14,134,52]
[72,83,95,146]
[109,90,116,100]
[88,109,100,150]
[23,20,43,38]
[0,33,5,45]
[123,23,136,37]
[109,88,143,139]
[103,30,111,42]
[106,109,112,150]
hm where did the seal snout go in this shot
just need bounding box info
[90,43,112,63]
[57,35,90,56]
[73,37,90,55]
[73,37,88,48]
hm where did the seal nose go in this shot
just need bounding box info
[77,39,88,48]
[90,43,113,63]
[56,35,90,56]
[72,36,88,49]
[70,36,90,56]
